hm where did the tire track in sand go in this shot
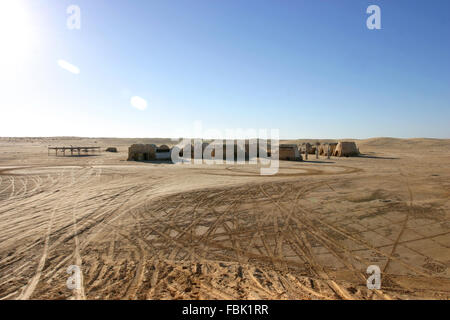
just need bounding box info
[18,203,59,300]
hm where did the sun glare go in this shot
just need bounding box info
[0,1,34,76]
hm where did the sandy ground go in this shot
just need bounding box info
[0,137,449,300]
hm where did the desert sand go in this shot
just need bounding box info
[0,137,449,300]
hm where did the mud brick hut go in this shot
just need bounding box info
[155,145,172,160]
[278,144,301,161]
[319,143,338,156]
[208,140,274,161]
[305,142,317,154]
[157,145,170,152]
[127,144,156,161]
[333,141,360,157]
[205,141,249,161]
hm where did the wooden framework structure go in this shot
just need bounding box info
[48,146,101,156]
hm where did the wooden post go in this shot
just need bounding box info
[316,144,319,159]
[304,143,308,160]
[327,143,331,159]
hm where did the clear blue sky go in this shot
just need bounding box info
[1,0,449,138]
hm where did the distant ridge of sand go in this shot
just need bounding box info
[1,137,449,151]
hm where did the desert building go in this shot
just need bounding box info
[305,142,317,154]
[318,144,326,155]
[155,145,172,160]
[333,141,360,157]
[206,141,249,160]
[127,144,156,161]
[319,143,338,156]
[277,144,301,161]
[157,145,170,152]
[175,140,299,161]
[210,141,273,160]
